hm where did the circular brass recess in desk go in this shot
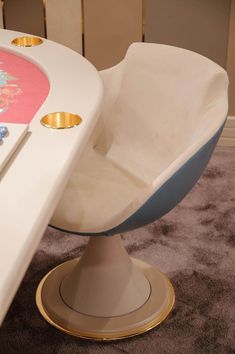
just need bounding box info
[40,112,82,129]
[11,36,43,47]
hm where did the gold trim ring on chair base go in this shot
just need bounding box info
[36,258,175,341]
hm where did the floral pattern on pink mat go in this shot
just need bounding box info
[0,50,50,124]
[0,64,22,114]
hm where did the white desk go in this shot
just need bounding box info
[0,29,103,324]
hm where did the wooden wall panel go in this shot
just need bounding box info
[145,0,231,68]
[4,0,45,37]
[218,116,235,146]
[227,0,235,115]
[83,0,143,70]
[219,0,235,146]
[0,1,3,28]
[0,2,3,29]
[45,0,82,54]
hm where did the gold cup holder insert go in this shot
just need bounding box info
[11,36,43,47]
[40,112,82,129]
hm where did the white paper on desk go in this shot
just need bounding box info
[0,122,29,173]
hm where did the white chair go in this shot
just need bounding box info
[36,43,228,340]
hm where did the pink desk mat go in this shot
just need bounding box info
[0,49,50,124]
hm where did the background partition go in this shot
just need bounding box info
[83,0,143,70]
[0,0,234,145]
[0,1,3,28]
[145,0,231,69]
[145,0,234,146]
[3,0,45,37]
[45,0,82,54]
[227,0,235,115]
[221,0,235,146]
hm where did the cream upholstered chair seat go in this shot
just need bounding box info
[51,43,228,235]
[54,146,150,233]
[38,43,228,341]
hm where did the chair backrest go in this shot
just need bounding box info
[94,43,228,185]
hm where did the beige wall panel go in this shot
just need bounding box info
[145,0,231,68]
[225,116,235,128]
[218,137,235,147]
[84,0,143,70]
[4,0,45,37]
[227,0,235,115]
[45,0,82,54]
[222,127,235,138]
[0,1,3,28]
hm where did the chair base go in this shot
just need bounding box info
[36,257,175,341]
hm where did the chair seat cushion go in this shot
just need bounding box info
[51,147,150,233]
[51,43,228,235]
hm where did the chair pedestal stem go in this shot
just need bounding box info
[60,235,151,317]
[36,234,175,340]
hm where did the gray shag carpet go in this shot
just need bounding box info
[0,146,235,354]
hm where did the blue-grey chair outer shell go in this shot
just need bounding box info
[52,124,224,237]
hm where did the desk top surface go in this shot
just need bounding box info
[0,29,103,324]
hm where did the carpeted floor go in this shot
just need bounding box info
[0,146,235,354]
